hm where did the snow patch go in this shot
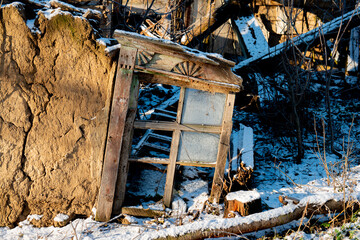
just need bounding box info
[53,213,69,222]
[39,8,70,20]
[27,214,43,221]
[226,189,260,202]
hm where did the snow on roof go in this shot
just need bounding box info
[114,30,235,67]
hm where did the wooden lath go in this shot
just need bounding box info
[96,30,243,221]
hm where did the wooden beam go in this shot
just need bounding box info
[133,120,222,133]
[112,75,140,215]
[209,93,236,203]
[128,157,217,168]
[114,30,220,66]
[129,157,170,165]
[181,0,242,47]
[163,87,185,207]
[96,46,137,222]
[136,67,241,94]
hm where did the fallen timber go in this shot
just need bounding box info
[180,0,245,47]
[148,195,360,240]
[233,7,360,71]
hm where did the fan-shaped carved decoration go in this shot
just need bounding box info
[171,61,203,78]
[136,50,154,66]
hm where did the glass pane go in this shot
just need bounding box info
[177,132,219,163]
[181,88,226,126]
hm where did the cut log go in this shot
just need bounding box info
[151,198,360,240]
[224,190,261,217]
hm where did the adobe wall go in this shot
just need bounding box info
[0,3,116,227]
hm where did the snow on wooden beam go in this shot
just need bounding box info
[147,192,360,240]
[233,7,360,71]
[233,15,269,58]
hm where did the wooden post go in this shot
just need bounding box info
[209,93,235,203]
[96,46,137,222]
[113,75,140,214]
[346,27,360,78]
[163,87,185,207]
[103,0,113,37]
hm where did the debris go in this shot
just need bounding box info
[279,195,300,205]
[233,7,360,70]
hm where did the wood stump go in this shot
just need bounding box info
[224,190,261,218]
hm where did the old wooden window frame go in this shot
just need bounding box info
[96,30,242,222]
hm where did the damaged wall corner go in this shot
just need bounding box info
[0,3,117,227]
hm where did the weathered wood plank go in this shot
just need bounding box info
[136,70,240,94]
[112,75,140,215]
[133,121,222,133]
[96,46,137,222]
[128,157,217,168]
[180,0,242,47]
[114,30,219,66]
[209,93,235,203]
[163,87,185,207]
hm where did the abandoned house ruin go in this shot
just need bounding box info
[1,0,360,227]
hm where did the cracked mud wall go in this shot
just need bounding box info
[0,3,116,227]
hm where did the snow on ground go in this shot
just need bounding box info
[1,80,359,239]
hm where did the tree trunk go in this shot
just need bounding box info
[154,199,359,240]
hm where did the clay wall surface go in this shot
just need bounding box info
[0,3,116,227]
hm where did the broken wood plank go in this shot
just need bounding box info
[133,121,222,133]
[96,46,137,222]
[121,207,165,218]
[233,7,360,71]
[113,75,140,214]
[163,87,185,207]
[143,142,171,152]
[209,93,235,203]
[224,190,261,217]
